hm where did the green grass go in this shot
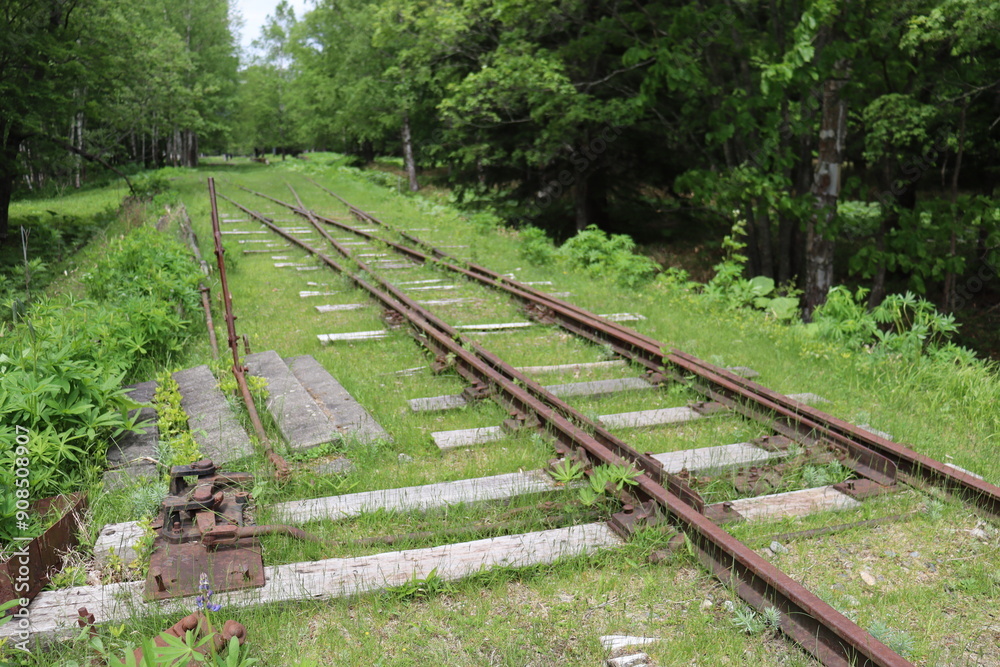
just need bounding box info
[7,153,1000,666]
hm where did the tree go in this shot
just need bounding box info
[0,0,90,241]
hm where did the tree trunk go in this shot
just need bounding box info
[941,101,966,313]
[183,129,198,167]
[803,64,850,321]
[574,173,592,232]
[0,122,22,244]
[743,201,761,276]
[153,124,159,167]
[0,172,13,245]
[401,112,419,192]
[360,140,374,164]
[753,201,774,278]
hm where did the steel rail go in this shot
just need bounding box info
[218,188,909,667]
[280,183,1000,519]
[207,178,290,479]
[248,188,902,487]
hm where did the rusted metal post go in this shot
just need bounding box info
[206,177,289,480]
[200,286,218,360]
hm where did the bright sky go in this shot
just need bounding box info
[234,0,311,57]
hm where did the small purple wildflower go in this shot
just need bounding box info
[195,573,223,612]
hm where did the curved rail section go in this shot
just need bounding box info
[219,187,911,667]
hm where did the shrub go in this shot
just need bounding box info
[703,218,799,320]
[806,286,973,361]
[558,225,658,287]
[518,225,557,265]
[0,226,202,545]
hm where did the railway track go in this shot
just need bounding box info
[9,175,991,665]
[207,178,1000,666]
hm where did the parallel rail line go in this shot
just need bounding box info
[215,183,947,667]
[247,182,1000,517]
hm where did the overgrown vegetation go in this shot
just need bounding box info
[5,157,999,666]
[153,373,202,473]
[0,227,203,547]
[519,225,659,288]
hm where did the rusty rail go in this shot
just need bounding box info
[217,189,909,667]
[207,178,290,479]
[266,182,1000,521]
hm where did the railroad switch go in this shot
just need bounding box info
[146,460,263,600]
[145,459,319,601]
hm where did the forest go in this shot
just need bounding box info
[3,0,999,323]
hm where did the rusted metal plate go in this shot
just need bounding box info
[689,400,728,416]
[703,502,745,525]
[752,435,796,451]
[733,466,786,496]
[145,542,264,600]
[0,493,87,612]
[833,478,897,500]
[608,501,663,539]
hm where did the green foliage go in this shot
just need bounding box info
[806,286,973,362]
[559,226,658,287]
[728,604,781,636]
[729,605,766,635]
[155,372,202,471]
[385,568,455,602]
[866,620,917,659]
[518,226,557,265]
[130,171,173,201]
[704,219,800,320]
[577,463,640,507]
[799,461,852,488]
[68,628,259,667]
[86,227,202,319]
[0,226,202,547]
[216,369,269,405]
[549,459,585,484]
[0,208,113,306]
